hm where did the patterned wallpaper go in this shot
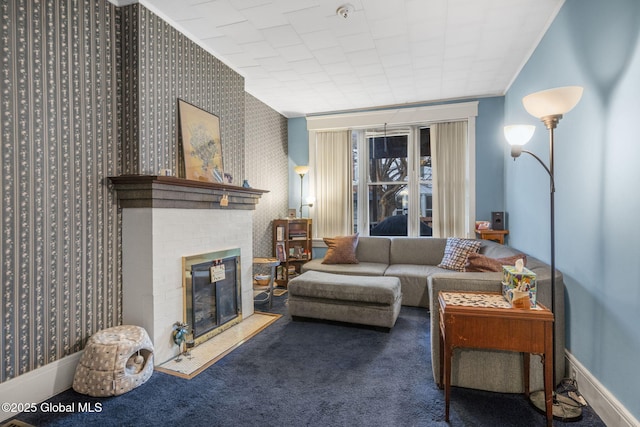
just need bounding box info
[245,94,289,258]
[120,4,245,180]
[0,0,287,383]
[0,0,122,381]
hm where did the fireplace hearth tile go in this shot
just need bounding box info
[155,312,280,379]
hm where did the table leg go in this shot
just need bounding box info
[438,327,444,389]
[267,266,276,309]
[523,352,530,397]
[444,343,452,422]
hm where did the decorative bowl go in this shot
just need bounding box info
[254,274,270,286]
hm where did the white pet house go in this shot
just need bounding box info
[73,325,154,397]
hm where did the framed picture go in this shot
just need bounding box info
[177,99,224,183]
[288,209,297,219]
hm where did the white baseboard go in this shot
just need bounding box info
[0,352,82,422]
[565,350,639,427]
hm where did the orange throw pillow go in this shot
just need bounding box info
[322,233,359,264]
[465,253,527,272]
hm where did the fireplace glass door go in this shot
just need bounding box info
[185,250,240,340]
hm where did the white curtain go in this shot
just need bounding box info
[312,131,352,237]
[431,121,468,238]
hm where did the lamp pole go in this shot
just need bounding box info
[543,116,559,331]
[543,117,558,388]
[293,165,310,218]
[299,172,305,218]
[511,119,558,385]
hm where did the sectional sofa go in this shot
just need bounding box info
[301,236,565,393]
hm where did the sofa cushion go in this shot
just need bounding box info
[303,259,388,276]
[479,240,524,258]
[322,233,359,264]
[384,264,453,307]
[389,237,447,266]
[288,271,401,305]
[465,253,527,272]
[355,236,391,264]
[438,238,481,271]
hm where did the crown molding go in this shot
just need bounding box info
[107,0,138,6]
[306,101,479,131]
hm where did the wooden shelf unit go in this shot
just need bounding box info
[273,218,312,287]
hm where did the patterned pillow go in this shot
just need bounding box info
[438,238,482,271]
[465,253,527,272]
[322,233,359,264]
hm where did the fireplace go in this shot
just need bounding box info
[110,175,267,363]
[184,249,242,345]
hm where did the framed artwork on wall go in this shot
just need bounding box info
[177,99,224,182]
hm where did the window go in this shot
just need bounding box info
[307,102,478,239]
[353,126,432,236]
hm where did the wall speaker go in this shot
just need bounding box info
[491,211,505,230]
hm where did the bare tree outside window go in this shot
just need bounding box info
[352,126,432,236]
[369,135,409,227]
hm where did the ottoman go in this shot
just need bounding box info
[73,325,154,397]
[288,271,402,330]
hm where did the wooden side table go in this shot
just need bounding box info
[475,228,509,244]
[438,291,554,426]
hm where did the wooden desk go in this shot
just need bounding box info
[475,228,509,244]
[438,291,554,426]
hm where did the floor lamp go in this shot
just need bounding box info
[504,86,583,419]
[293,165,312,218]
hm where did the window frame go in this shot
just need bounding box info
[354,126,429,237]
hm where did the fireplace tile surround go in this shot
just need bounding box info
[111,176,267,363]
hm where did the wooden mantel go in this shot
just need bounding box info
[109,175,268,210]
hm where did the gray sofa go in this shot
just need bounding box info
[302,236,565,393]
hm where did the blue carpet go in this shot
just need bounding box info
[10,295,605,426]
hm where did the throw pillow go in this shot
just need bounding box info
[322,233,359,264]
[465,253,527,272]
[438,238,482,271]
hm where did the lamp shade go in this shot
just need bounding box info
[522,86,584,119]
[294,165,309,176]
[504,125,535,146]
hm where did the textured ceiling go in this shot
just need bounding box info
[137,0,564,117]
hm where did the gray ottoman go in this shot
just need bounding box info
[288,271,402,330]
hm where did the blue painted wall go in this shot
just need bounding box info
[475,97,506,222]
[288,117,309,213]
[505,0,640,419]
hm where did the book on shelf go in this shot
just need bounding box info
[276,226,284,241]
[275,242,286,262]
